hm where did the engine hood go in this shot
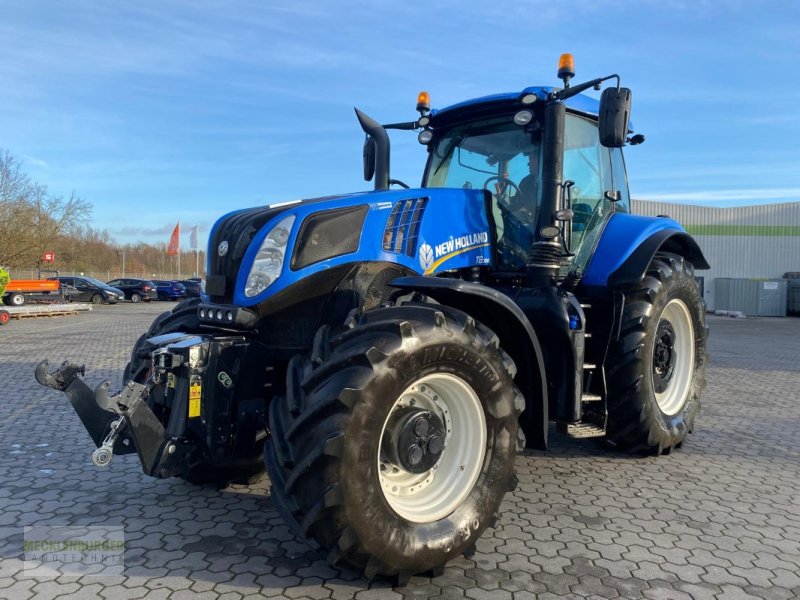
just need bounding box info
[206,187,493,306]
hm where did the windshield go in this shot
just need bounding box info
[424,119,541,268]
[84,277,112,288]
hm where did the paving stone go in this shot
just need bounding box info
[2,300,799,599]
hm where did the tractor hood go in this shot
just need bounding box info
[205,188,493,307]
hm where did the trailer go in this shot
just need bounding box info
[0,303,94,325]
[2,279,62,306]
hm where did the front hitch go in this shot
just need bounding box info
[34,360,185,477]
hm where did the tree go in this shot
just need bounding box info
[0,149,92,268]
[0,265,9,297]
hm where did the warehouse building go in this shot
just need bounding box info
[631,200,800,314]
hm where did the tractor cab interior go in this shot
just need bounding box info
[424,119,542,269]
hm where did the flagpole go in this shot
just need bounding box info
[178,221,181,279]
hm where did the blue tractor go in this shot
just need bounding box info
[37,55,708,582]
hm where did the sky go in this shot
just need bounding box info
[1,0,799,248]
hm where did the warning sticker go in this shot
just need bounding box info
[189,382,202,418]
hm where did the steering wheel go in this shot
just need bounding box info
[483,176,521,200]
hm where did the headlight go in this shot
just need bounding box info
[244,214,295,298]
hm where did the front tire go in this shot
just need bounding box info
[604,253,707,454]
[91,294,103,305]
[265,301,523,581]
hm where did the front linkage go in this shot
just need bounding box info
[36,331,257,479]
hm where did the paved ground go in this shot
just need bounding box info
[1,303,799,599]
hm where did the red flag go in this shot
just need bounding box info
[166,222,180,256]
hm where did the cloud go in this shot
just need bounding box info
[111,223,207,237]
[21,155,49,169]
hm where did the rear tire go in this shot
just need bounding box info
[130,293,141,303]
[604,253,707,454]
[265,301,523,581]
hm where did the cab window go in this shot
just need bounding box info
[563,114,613,269]
[610,147,630,212]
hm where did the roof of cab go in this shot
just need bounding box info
[428,85,631,129]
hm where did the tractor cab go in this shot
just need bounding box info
[420,102,632,275]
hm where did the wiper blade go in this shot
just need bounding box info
[433,132,466,176]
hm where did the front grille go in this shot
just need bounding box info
[382,197,428,257]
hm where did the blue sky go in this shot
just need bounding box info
[1,0,799,247]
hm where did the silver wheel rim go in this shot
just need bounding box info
[653,299,695,415]
[378,373,486,523]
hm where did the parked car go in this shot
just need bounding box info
[49,276,124,304]
[153,280,188,301]
[106,278,159,303]
[178,279,204,298]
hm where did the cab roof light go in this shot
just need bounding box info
[558,53,575,87]
[416,91,430,114]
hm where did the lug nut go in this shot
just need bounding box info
[428,435,444,456]
[407,445,424,466]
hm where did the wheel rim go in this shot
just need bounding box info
[131,294,140,303]
[378,373,486,523]
[92,295,102,304]
[11,294,24,306]
[652,299,695,415]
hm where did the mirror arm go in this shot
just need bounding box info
[554,74,619,101]
[383,121,420,131]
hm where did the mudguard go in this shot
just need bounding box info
[583,213,709,290]
[391,276,549,450]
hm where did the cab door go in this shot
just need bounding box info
[562,113,615,272]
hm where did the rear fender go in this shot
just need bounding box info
[583,213,709,290]
[391,276,549,450]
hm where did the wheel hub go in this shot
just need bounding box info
[653,320,677,393]
[378,373,487,523]
[382,408,446,474]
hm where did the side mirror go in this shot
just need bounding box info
[598,87,631,148]
[363,135,376,182]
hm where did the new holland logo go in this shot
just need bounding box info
[418,243,434,271]
[217,241,229,257]
[418,231,490,274]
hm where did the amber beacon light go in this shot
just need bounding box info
[557,53,575,85]
[416,91,431,114]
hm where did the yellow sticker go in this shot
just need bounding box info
[189,383,202,417]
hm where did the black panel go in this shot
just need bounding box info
[291,205,368,270]
[205,275,226,297]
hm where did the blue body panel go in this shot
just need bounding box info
[582,213,685,287]
[232,188,493,307]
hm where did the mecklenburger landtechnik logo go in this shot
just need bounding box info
[24,526,124,576]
